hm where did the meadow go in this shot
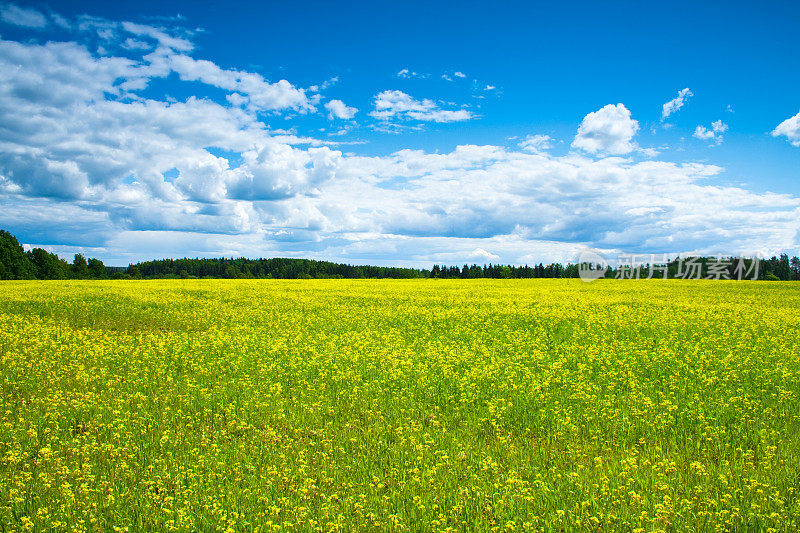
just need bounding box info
[1,279,799,532]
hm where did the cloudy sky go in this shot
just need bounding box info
[1,0,799,266]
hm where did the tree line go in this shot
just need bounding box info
[2,229,799,281]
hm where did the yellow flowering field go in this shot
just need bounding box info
[1,279,799,532]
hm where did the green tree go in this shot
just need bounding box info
[0,229,35,280]
[777,253,791,281]
[87,258,107,279]
[28,247,69,279]
[72,254,89,279]
[223,265,238,279]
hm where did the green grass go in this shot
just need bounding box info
[1,279,799,531]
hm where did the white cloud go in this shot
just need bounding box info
[661,88,692,120]
[369,90,473,123]
[153,51,312,112]
[1,10,798,265]
[325,99,358,120]
[0,33,334,212]
[308,76,338,93]
[519,134,552,153]
[442,71,467,82]
[343,147,797,253]
[468,248,499,261]
[694,120,728,144]
[226,145,341,201]
[772,111,800,147]
[0,4,47,28]
[0,38,145,110]
[638,147,660,158]
[572,103,639,155]
[121,21,193,52]
[122,38,151,51]
[397,68,425,79]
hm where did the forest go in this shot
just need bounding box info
[2,229,799,281]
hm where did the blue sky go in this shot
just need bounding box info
[1,0,799,266]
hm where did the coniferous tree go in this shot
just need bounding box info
[791,256,800,281]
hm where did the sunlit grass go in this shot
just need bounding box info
[1,279,799,531]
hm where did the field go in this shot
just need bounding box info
[1,280,799,532]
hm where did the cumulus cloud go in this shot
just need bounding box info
[772,111,800,147]
[149,51,312,112]
[369,90,473,123]
[468,248,499,261]
[661,88,692,120]
[325,99,358,120]
[0,3,47,28]
[0,29,334,222]
[317,144,799,263]
[226,145,341,201]
[693,120,728,144]
[519,134,553,153]
[572,103,639,155]
[12,14,311,114]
